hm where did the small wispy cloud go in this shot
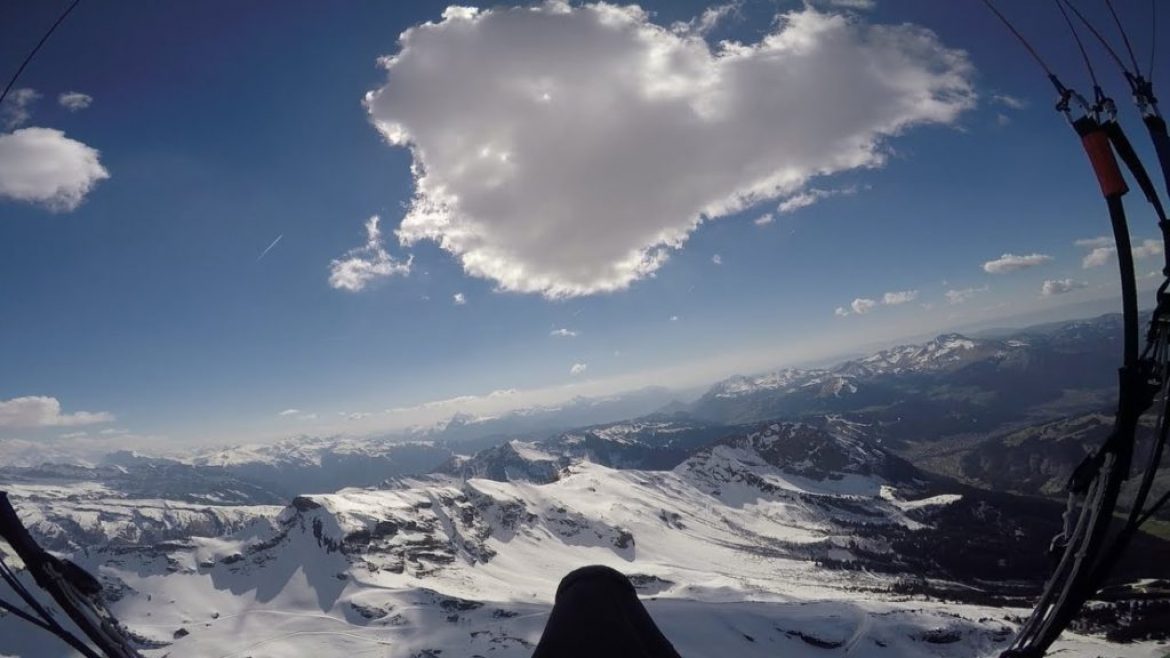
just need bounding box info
[754,212,775,227]
[991,93,1027,110]
[550,328,578,337]
[837,289,918,317]
[815,0,876,10]
[945,285,989,305]
[569,363,588,375]
[58,91,93,111]
[278,408,317,420]
[453,292,467,305]
[983,253,1052,274]
[669,315,680,322]
[881,289,919,305]
[672,2,741,35]
[711,254,722,265]
[328,216,412,291]
[1075,236,1113,249]
[776,185,861,215]
[1,88,39,129]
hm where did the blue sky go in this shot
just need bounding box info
[0,0,1166,447]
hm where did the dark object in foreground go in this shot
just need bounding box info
[533,565,682,658]
[0,491,143,658]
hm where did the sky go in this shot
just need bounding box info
[1,0,1167,449]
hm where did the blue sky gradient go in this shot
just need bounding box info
[1,0,1166,446]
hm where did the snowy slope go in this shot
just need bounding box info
[2,422,1163,657]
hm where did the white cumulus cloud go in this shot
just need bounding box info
[851,297,877,314]
[1041,278,1088,296]
[839,289,916,317]
[570,362,588,375]
[365,4,974,298]
[0,127,109,211]
[453,292,467,305]
[982,252,1052,274]
[1133,239,1164,260]
[328,215,412,291]
[58,92,93,111]
[1080,238,1163,269]
[711,254,722,265]
[1082,247,1113,269]
[754,212,774,226]
[0,396,114,429]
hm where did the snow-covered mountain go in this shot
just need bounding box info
[690,317,1122,441]
[440,418,729,482]
[3,420,1165,657]
[185,437,455,495]
[400,386,685,444]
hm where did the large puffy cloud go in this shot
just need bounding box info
[0,127,109,211]
[365,4,974,298]
[0,396,114,429]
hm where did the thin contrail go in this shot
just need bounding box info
[257,234,283,261]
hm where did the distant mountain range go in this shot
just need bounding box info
[685,314,1125,444]
[399,385,684,445]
